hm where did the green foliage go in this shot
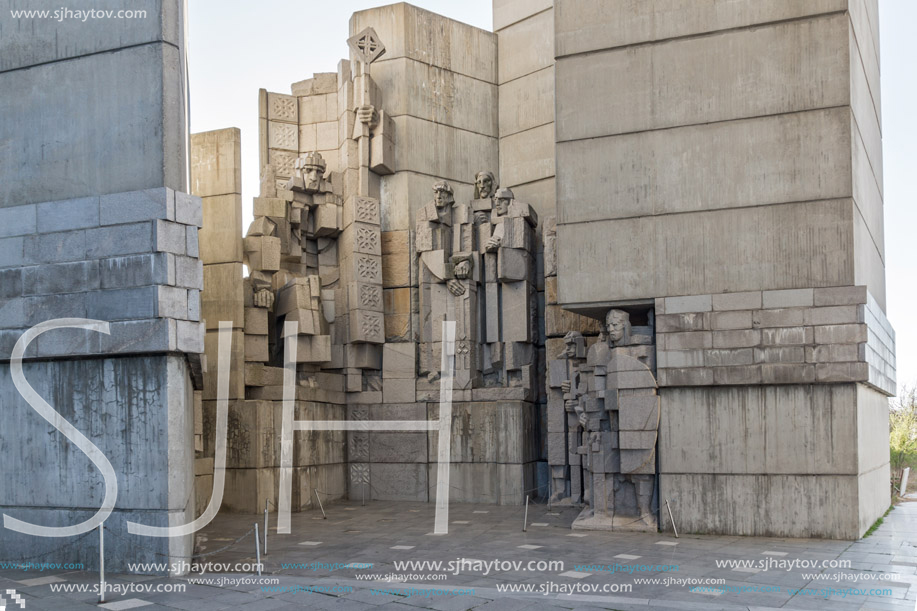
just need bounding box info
[890,386,917,474]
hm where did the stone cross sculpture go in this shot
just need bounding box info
[560,309,659,532]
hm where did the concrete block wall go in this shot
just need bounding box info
[0,189,204,358]
[655,286,895,396]
[552,0,893,538]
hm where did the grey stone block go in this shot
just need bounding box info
[814,285,867,306]
[24,293,87,326]
[0,298,26,329]
[37,196,100,233]
[713,365,762,385]
[175,256,203,289]
[0,237,26,268]
[86,287,157,321]
[662,331,711,350]
[712,329,760,348]
[100,188,174,225]
[0,204,36,237]
[761,326,813,346]
[86,223,154,258]
[100,253,172,288]
[804,305,861,326]
[753,308,805,328]
[659,367,713,386]
[22,260,100,295]
[657,349,704,368]
[103,318,174,353]
[656,312,709,333]
[154,220,187,255]
[762,288,814,308]
[35,326,102,358]
[158,286,189,319]
[187,290,200,322]
[809,343,860,363]
[185,226,199,258]
[761,363,816,384]
[705,348,754,367]
[711,310,752,330]
[175,192,203,227]
[814,324,867,345]
[711,291,762,311]
[370,432,427,463]
[815,362,868,383]
[664,294,712,314]
[25,230,88,263]
[176,320,203,353]
[0,269,22,299]
[754,346,806,364]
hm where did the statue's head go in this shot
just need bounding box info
[296,152,326,193]
[605,309,631,346]
[474,171,496,199]
[563,331,583,358]
[432,180,454,209]
[494,187,514,217]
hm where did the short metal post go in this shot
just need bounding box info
[263,500,269,555]
[99,522,106,603]
[522,495,529,532]
[314,489,326,519]
[665,499,679,538]
[362,483,365,507]
[254,523,262,576]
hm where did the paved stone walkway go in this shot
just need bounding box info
[2,500,916,610]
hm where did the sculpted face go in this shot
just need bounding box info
[433,184,454,209]
[494,197,510,216]
[476,173,494,199]
[606,309,629,344]
[304,166,323,192]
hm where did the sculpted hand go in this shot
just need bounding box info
[447,279,466,296]
[356,105,378,128]
[485,236,501,252]
[560,380,571,394]
[474,212,488,225]
[254,289,274,309]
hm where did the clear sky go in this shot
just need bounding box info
[189,0,915,395]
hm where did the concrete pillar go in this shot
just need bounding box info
[0,0,202,572]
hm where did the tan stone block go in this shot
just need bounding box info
[243,235,281,271]
[350,309,385,344]
[283,308,316,335]
[203,329,245,399]
[200,194,243,264]
[244,333,269,362]
[202,262,244,329]
[296,335,332,363]
[253,197,286,218]
[191,128,241,198]
[244,307,268,335]
[349,282,384,313]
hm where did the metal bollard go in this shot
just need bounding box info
[522,495,529,532]
[254,523,262,576]
[665,499,679,538]
[314,489,327,519]
[99,522,106,603]
[264,500,269,555]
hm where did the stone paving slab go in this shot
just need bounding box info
[2,501,916,610]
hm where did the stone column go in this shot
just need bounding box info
[0,0,202,573]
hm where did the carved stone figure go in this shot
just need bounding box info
[553,308,659,532]
[480,187,537,389]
